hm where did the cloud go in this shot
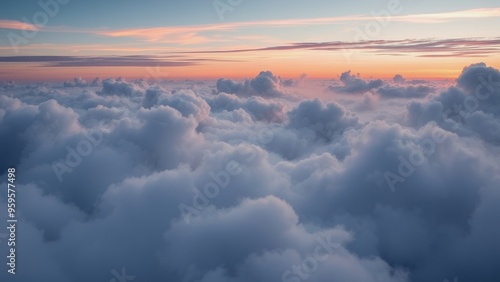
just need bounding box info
[329,72,435,99]
[144,88,210,121]
[355,92,379,111]
[185,37,500,58]
[2,8,497,44]
[0,80,16,88]
[377,84,435,99]
[1,65,500,282]
[282,79,297,87]
[287,98,359,142]
[456,62,500,101]
[101,77,145,96]
[393,8,500,23]
[64,77,101,88]
[250,71,282,96]
[0,19,38,31]
[206,92,285,122]
[393,74,406,84]
[406,62,500,144]
[0,55,198,67]
[329,70,383,94]
[90,8,500,42]
[216,71,286,97]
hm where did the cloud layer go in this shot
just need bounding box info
[0,65,499,282]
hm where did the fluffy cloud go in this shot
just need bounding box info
[329,72,434,99]
[287,99,359,142]
[64,77,102,88]
[1,66,500,282]
[393,74,406,84]
[0,80,16,88]
[406,62,500,143]
[377,84,435,99]
[329,70,384,94]
[216,71,286,97]
[206,92,286,122]
[101,77,146,96]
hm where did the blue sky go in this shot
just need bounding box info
[2,2,500,282]
[0,0,499,80]
[1,0,499,26]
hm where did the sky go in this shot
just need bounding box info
[0,0,500,80]
[1,2,500,282]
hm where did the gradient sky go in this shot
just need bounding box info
[0,0,500,81]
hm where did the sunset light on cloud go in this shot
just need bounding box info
[1,0,500,80]
[1,1,500,282]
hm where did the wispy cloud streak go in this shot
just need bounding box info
[0,19,38,31]
[95,8,500,41]
[3,8,498,42]
[0,55,203,67]
[179,37,500,58]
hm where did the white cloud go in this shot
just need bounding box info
[1,63,500,282]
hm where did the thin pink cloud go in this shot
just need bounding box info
[0,19,38,31]
[2,8,499,43]
[93,8,500,42]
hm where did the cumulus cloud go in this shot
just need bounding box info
[329,70,384,94]
[393,74,406,84]
[216,71,287,97]
[206,92,285,122]
[377,84,435,99]
[406,62,500,144]
[64,77,102,88]
[1,66,500,282]
[0,80,16,88]
[287,99,359,142]
[101,77,146,96]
